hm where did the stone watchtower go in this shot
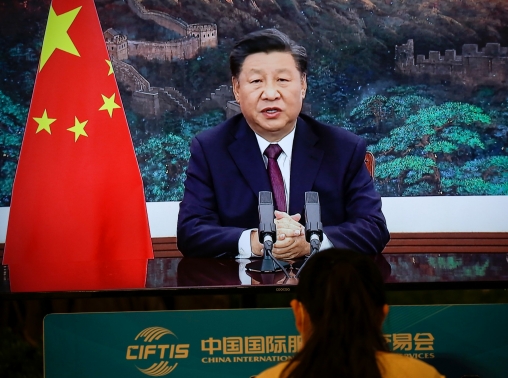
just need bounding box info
[187,24,218,48]
[104,28,128,61]
[394,39,414,75]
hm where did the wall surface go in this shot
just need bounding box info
[1,196,508,243]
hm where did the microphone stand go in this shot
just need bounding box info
[296,191,323,278]
[246,232,289,275]
[295,232,321,278]
[309,235,321,255]
[246,191,289,275]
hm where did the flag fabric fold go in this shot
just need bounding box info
[3,0,153,292]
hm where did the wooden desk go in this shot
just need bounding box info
[149,232,508,257]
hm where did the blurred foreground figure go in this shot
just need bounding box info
[256,248,445,378]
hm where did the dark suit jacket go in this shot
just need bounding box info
[177,113,389,257]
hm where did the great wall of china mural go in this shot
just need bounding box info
[1,0,507,203]
[104,0,234,119]
[395,39,508,87]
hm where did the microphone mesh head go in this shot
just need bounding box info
[259,191,273,205]
[305,191,319,204]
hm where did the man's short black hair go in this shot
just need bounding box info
[229,28,308,78]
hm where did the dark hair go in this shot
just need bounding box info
[229,28,307,78]
[282,248,388,378]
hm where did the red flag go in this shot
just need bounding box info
[3,0,153,291]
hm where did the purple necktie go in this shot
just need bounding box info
[264,144,286,212]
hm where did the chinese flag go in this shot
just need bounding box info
[3,0,154,292]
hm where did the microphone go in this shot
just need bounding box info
[246,191,289,274]
[305,191,323,255]
[295,192,323,278]
[258,191,276,249]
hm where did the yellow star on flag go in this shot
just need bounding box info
[106,59,114,76]
[67,117,88,142]
[39,5,82,71]
[34,109,57,134]
[99,93,121,118]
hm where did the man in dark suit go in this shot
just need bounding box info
[177,29,389,258]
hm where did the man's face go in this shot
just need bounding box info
[232,51,307,142]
